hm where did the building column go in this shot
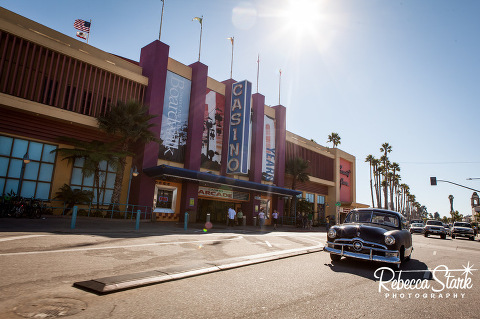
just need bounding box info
[250,93,265,183]
[134,40,170,211]
[179,61,208,222]
[273,104,286,216]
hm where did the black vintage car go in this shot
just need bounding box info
[324,208,413,268]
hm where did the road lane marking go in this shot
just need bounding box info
[265,241,272,247]
[0,235,48,242]
[0,236,244,257]
[433,251,437,255]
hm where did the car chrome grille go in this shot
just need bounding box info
[331,238,389,256]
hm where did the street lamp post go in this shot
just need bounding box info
[16,152,30,196]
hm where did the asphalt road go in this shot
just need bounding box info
[0,219,479,318]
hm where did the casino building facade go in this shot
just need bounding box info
[0,7,366,226]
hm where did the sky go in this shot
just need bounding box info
[3,0,480,219]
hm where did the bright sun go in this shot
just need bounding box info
[286,0,322,37]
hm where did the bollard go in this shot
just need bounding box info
[253,216,257,227]
[206,213,210,223]
[135,210,141,230]
[70,206,78,229]
[242,216,246,226]
[184,212,189,230]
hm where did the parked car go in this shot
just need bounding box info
[451,222,475,240]
[324,208,413,268]
[409,223,424,234]
[443,224,451,236]
[423,220,447,239]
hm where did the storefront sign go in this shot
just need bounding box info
[227,80,252,174]
[159,71,192,163]
[262,115,276,181]
[198,186,233,199]
[339,158,352,202]
[201,89,225,170]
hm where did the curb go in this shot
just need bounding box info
[74,245,323,294]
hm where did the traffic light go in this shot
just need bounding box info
[430,177,437,186]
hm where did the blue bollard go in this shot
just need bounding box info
[135,210,141,230]
[71,206,78,229]
[184,212,189,230]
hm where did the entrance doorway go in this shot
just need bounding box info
[198,199,239,223]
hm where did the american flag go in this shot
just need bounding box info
[74,19,91,33]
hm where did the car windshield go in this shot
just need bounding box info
[411,223,423,227]
[426,220,443,226]
[345,211,399,228]
[454,222,472,228]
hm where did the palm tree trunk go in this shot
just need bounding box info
[110,142,129,208]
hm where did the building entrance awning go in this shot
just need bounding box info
[143,165,302,197]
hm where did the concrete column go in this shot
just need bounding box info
[273,104,287,217]
[249,93,265,183]
[135,40,169,210]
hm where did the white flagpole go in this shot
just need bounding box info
[159,0,165,41]
[87,19,91,44]
[228,37,234,79]
[256,54,260,93]
[279,69,282,105]
[198,16,203,62]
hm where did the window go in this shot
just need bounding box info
[153,184,178,213]
[0,135,56,199]
[70,158,117,205]
[305,193,314,203]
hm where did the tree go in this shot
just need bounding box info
[327,132,341,148]
[365,155,376,207]
[97,100,159,207]
[285,157,310,190]
[389,162,400,210]
[380,143,392,209]
[54,184,94,215]
[52,138,122,210]
[434,212,440,220]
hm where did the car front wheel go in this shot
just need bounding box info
[424,233,429,237]
[330,254,342,262]
[452,234,456,239]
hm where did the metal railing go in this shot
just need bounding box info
[46,199,152,220]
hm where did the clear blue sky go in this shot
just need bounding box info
[3,0,480,219]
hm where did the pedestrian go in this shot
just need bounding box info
[227,207,236,227]
[326,216,330,231]
[258,208,266,228]
[237,209,243,226]
[272,209,279,230]
[307,212,313,230]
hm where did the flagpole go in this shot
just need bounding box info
[159,0,165,41]
[228,37,234,79]
[87,19,91,44]
[279,69,282,105]
[256,54,260,93]
[198,16,203,62]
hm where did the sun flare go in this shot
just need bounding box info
[286,0,322,37]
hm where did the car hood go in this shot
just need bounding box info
[336,223,394,244]
[453,227,473,231]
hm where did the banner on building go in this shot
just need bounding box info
[262,115,275,181]
[227,80,252,174]
[159,71,192,163]
[340,158,352,202]
[201,89,225,170]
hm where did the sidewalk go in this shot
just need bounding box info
[0,215,327,235]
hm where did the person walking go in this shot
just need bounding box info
[307,212,313,230]
[272,209,279,230]
[227,207,236,227]
[258,208,266,228]
[237,209,243,226]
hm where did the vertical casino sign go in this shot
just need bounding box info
[227,80,252,174]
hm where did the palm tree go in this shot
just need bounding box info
[54,184,94,215]
[380,143,392,209]
[327,132,341,148]
[52,137,122,210]
[97,100,159,207]
[372,158,381,208]
[285,157,310,217]
[389,162,400,210]
[285,157,310,190]
[365,155,375,207]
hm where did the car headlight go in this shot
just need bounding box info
[328,228,337,238]
[385,235,395,245]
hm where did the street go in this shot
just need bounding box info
[0,219,479,318]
